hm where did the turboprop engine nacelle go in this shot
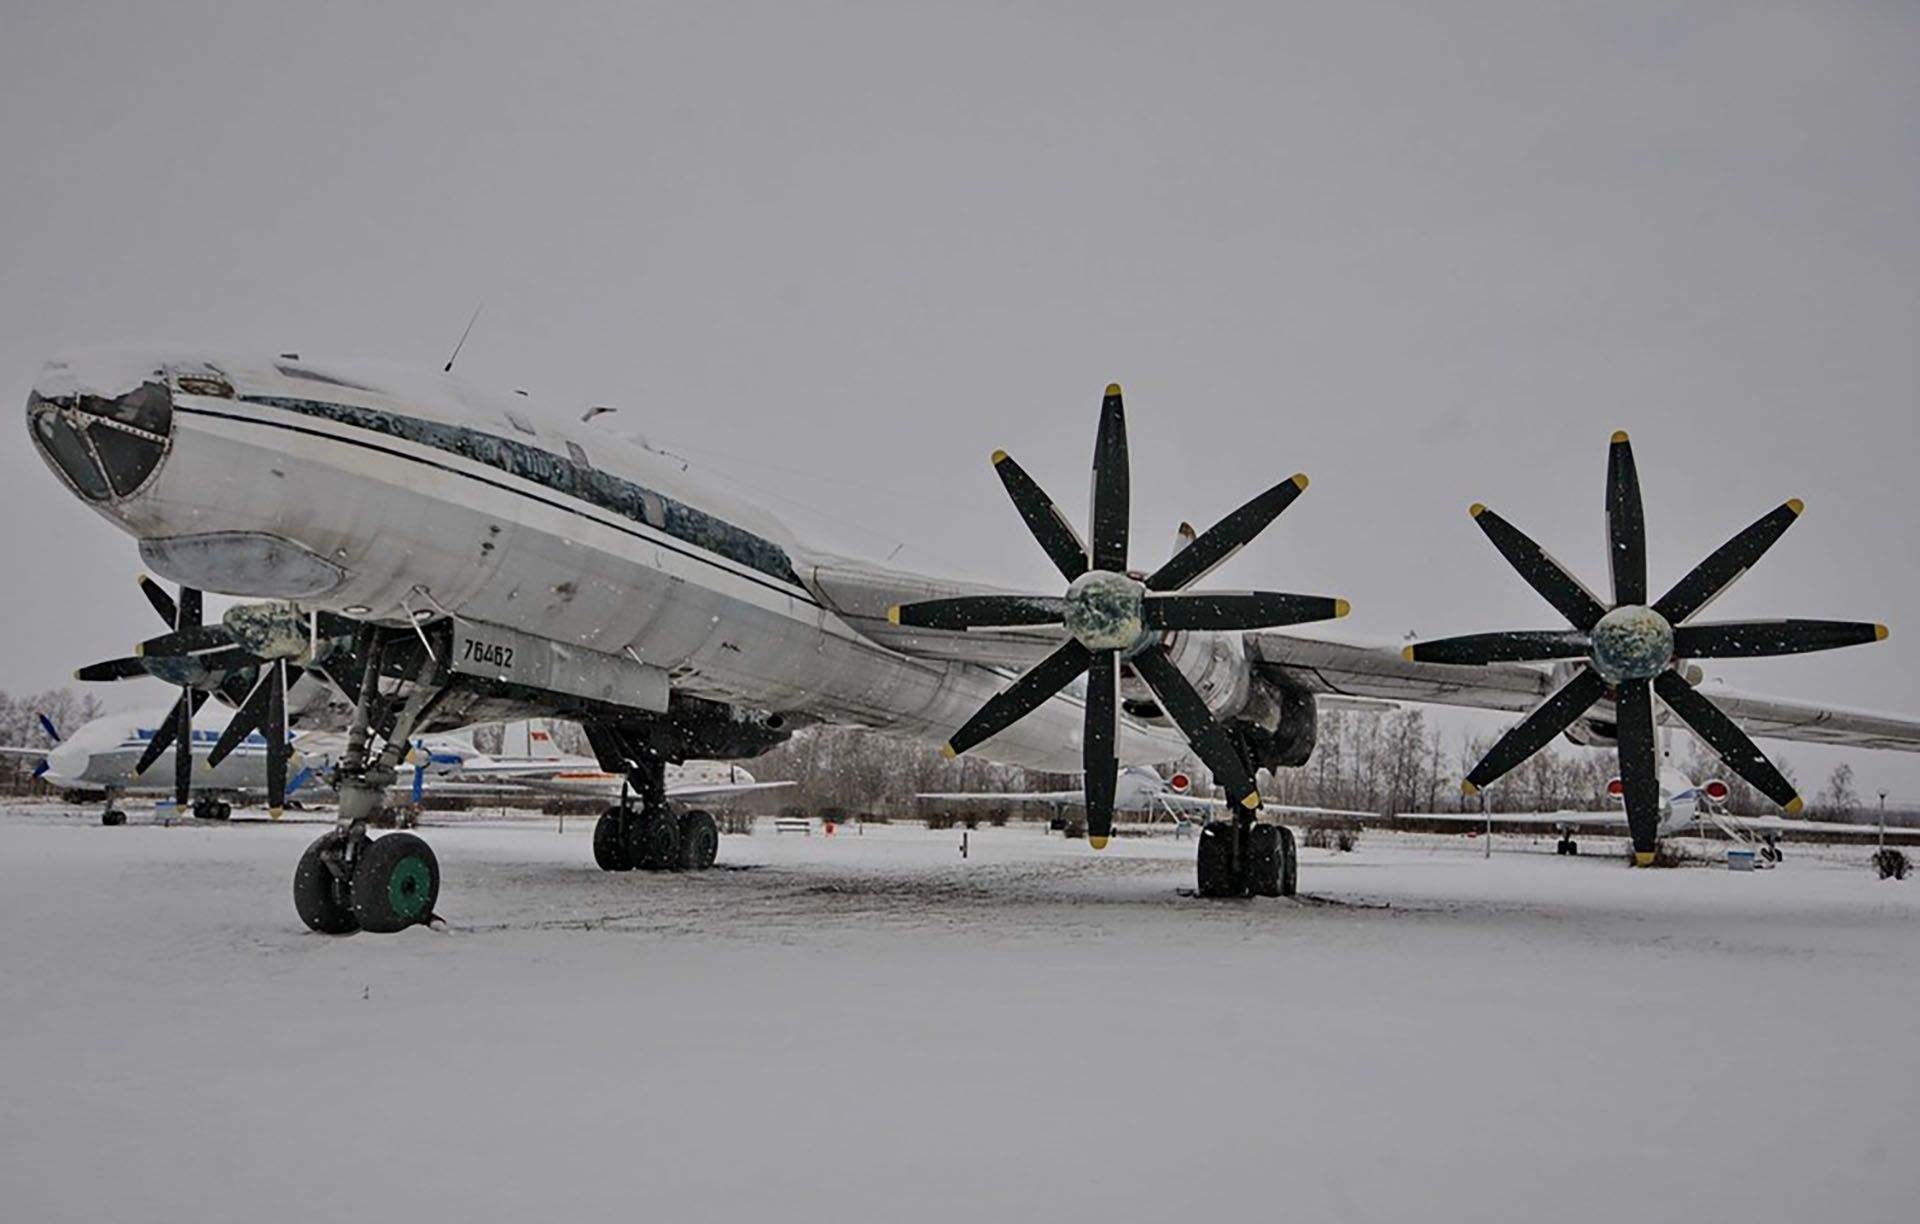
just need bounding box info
[1150,627,1252,722]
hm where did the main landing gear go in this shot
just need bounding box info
[1196,816,1297,899]
[1556,835,1580,856]
[293,631,447,935]
[591,760,719,873]
[192,796,233,821]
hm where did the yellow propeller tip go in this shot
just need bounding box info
[1469,502,1487,518]
[1088,835,1110,850]
[941,743,957,760]
[1241,791,1261,810]
[1784,795,1804,815]
[990,448,1009,465]
[1290,472,1310,491]
[1105,383,1123,397]
[1786,497,1805,515]
[1401,645,1417,662]
[1611,430,1630,444]
[1460,780,1479,796]
[1333,598,1350,618]
[269,807,283,821]
[886,606,902,625]
[133,642,147,657]
[1875,623,1889,641]
[1633,850,1656,867]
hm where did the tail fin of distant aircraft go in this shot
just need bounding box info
[501,719,564,760]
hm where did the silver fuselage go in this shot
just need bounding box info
[29,351,1189,773]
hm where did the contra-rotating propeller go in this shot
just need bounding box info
[75,577,306,815]
[890,384,1349,848]
[1407,431,1889,863]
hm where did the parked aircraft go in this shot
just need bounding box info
[1418,765,1915,858]
[2,706,315,823]
[416,719,792,805]
[27,352,1920,932]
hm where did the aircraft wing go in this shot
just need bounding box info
[1247,632,1920,753]
[918,789,1087,804]
[667,780,795,803]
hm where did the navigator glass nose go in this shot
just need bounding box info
[27,377,173,501]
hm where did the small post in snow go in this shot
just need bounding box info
[1482,787,1492,860]
[960,830,969,859]
[1880,790,1889,853]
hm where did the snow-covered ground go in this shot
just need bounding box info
[2,805,1916,1223]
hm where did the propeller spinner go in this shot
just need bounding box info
[1409,431,1888,864]
[890,384,1349,848]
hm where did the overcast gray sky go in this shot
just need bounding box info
[2,1,1916,796]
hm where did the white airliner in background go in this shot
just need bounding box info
[1,706,312,822]
[26,350,1920,932]
[5,710,782,825]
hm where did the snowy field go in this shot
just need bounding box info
[3,806,1917,1223]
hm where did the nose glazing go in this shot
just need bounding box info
[27,379,173,502]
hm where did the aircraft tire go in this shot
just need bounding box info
[294,831,359,935]
[1245,823,1281,897]
[1278,824,1298,897]
[349,833,440,933]
[1196,821,1240,898]
[101,809,126,827]
[1566,839,1578,857]
[593,809,631,872]
[678,810,719,871]
[627,808,681,871]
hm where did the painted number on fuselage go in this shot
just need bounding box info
[461,638,515,670]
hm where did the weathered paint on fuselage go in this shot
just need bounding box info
[30,352,1188,774]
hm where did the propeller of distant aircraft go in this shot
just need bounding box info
[1408,430,1887,863]
[890,383,1349,848]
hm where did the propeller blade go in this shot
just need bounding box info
[1144,474,1310,592]
[266,662,287,816]
[992,452,1088,582]
[138,624,236,659]
[1464,666,1609,792]
[1606,431,1647,607]
[133,692,187,776]
[208,668,274,768]
[1471,506,1607,630]
[171,687,208,806]
[1653,500,1802,625]
[1088,384,1129,573]
[889,594,1067,631]
[75,656,150,682]
[1652,670,1800,811]
[1129,646,1261,810]
[177,586,202,631]
[137,575,177,626]
[946,640,1093,757]
[1613,677,1661,860]
[1142,591,1348,632]
[412,761,427,804]
[1672,619,1887,659]
[1083,651,1118,846]
[1408,629,1592,665]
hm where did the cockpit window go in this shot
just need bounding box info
[31,408,110,500]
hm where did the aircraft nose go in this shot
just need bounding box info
[42,741,88,787]
[26,353,179,503]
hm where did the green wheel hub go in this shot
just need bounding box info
[387,855,433,919]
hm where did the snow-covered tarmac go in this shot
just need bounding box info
[3,807,1916,1223]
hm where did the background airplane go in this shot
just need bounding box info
[1,705,317,823]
